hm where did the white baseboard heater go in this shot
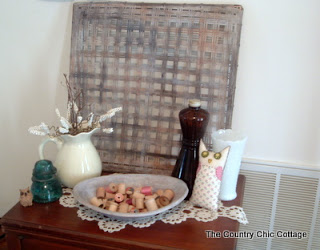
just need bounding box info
[237,160,320,250]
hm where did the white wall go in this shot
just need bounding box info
[232,0,320,168]
[1,0,319,216]
[0,0,71,216]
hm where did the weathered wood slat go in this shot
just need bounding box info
[70,2,243,174]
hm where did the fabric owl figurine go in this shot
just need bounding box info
[190,140,230,211]
[19,187,33,207]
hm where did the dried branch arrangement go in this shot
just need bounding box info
[29,74,122,137]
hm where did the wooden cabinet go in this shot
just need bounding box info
[1,175,245,250]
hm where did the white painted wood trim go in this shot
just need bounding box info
[242,158,320,171]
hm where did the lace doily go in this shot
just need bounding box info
[60,188,248,233]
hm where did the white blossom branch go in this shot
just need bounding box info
[60,117,71,130]
[102,128,114,134]
[99,107,122,122]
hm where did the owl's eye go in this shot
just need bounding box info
[201,151,209,158]
[20,192,23,196]
[214,153,221,159]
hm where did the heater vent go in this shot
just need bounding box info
[311,198,320,249]
[237,170,277,250]
[237,161,320,250]
[272,175,318,249]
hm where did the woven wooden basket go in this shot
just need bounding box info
[69,2,243,175]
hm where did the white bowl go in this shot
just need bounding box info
[73,174,189,220]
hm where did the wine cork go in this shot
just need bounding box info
[156,189,164,196]
[141,186,153,196]
[105,193,115,199]
[118,202,129,213]
[90,197,104,208]
[155,196,163,208]
[114,193,124,203]
[126,198,133,205]
[159,196,170,206]
[102,198,108,209]
[126,187,134,195]
[96,187,105,199]
[108,201,118,212]
[105,198,114,208]
[105,186,113,194]
[118,183,126,194]
[108,183,118,193]
[145,198,159,211]
[133,192,145,199]
[94,183,175,213]
[163,189,174,201]
[135,198,144,209]
[145,194,159,200]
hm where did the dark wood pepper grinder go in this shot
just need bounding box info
[172,99,210,199]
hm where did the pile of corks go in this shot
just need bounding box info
[90,182,175,213]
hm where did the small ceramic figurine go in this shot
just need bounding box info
[19,187,33,207]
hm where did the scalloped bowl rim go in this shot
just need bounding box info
[73,174,189,220]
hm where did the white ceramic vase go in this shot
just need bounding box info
[212,129,247,201]
[38,128,102,188]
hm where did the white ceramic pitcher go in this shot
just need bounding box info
[38,128,102,188]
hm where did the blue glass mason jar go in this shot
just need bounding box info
[31,160,62,203]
